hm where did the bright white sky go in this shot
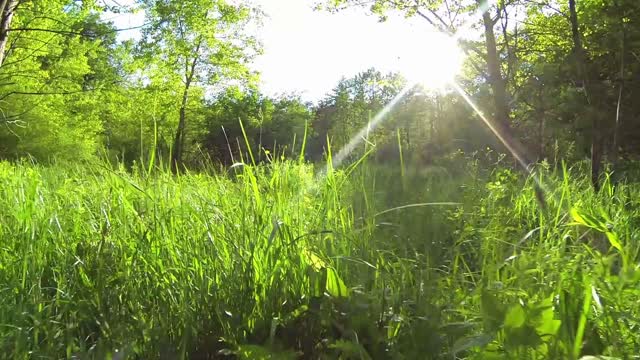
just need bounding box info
[249,0,440,101]
[105,0,459,102]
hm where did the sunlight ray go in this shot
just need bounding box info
[324,83,415,173]
[318,0,553,208]
[450,81,552,208]
[450,82,531,172]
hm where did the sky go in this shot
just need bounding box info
[248,0,443,101]
[105,0,464,102]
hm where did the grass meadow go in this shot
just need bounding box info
[0,153,639,359]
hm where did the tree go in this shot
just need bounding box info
[203,88,312,165]
[321,0,532,166]
[0,0,125,160]
[568,0,604,189]
[516,0,640,186]
[478,0,528,164]
[310,69,406,161]
[137,0,259,172]
[0,0,19,66]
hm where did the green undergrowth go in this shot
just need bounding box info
[0,155,639,359]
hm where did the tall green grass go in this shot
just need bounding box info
[0,154,639,359]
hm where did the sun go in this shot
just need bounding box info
[397,31,465,91]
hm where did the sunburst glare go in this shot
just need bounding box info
[398,31,465,90]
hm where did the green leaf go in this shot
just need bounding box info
[481,290,505,332]
[452,333,494,355]
[529,296,561,337]
[326,267,349,298]
[570,208,605,231]
[535,309,561,337]
[504,325,541,349]
[387,317,402,339]
[571,208,623,252]
[504,304,526,329]
[236,344,298,360]
[570,207,588,226]
[605,231,623,253]
[301,248,327,271]
[329,340,372,360]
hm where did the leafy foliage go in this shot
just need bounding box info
[0,0,640,358]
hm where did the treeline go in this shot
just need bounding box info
[0,1,639,179]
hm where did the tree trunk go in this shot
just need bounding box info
[0,0,18,67]
[170,40,202,174]
[170,89,189,173]
[611,2,626,165]
[480,5,529,167]
[0,0,9,28]
[538,110,545,160]
[482,10,509,133]
[430,96,438,143]
[569,0,601,190]
[569,0,584,64]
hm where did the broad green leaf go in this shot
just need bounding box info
[504,304,526,329]
[530,296,561,336]
[570,207,588,226]
[326,267,349,298]
[301,248,327,271]
[504,325,541,349]
[571,208,623,252]
[534,308,561,337]
[452,333,494,355]
[570,208,606,231]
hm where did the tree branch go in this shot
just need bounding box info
[8,22,151,36]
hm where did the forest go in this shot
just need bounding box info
[0,0,639,358]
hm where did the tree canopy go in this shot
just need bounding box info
[0,0,637,179]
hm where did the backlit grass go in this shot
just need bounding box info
[0,156,639,359]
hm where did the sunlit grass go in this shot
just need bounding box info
[0,155,639,358]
